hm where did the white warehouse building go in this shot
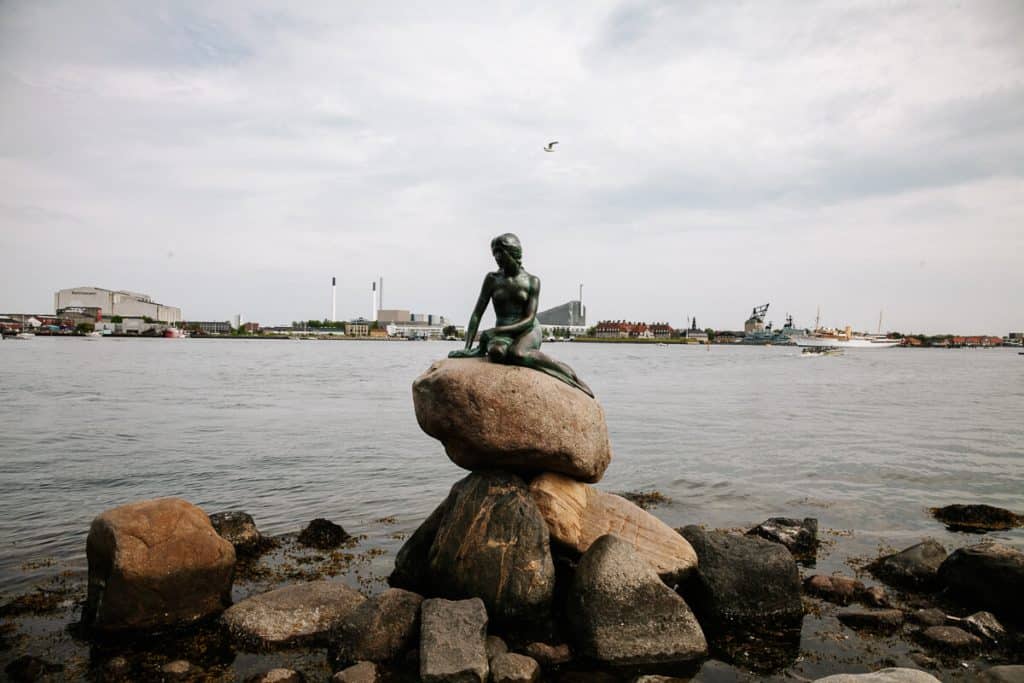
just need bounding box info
[55,286,183,323]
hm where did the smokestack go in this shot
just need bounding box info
[379,276,383,312]
[331,276,337,323]
[371,281,377,322]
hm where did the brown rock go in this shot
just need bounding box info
[910,608,946,626]
[522,642,572,667]
[82,498,235,632]
[529,472,697,582]
[222,580,366,649]
[331,662,378,683]
[161,660,193,680]
[836,608,904,631]
[862,585,889,607]
[490,653,540,683]
[486,635,509,660]
[412,359,612,483]
[804,574,864,605]
[210,511,264,555]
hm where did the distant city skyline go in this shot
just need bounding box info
[2,3,1022,335]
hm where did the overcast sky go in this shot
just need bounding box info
[2,1,1022,333]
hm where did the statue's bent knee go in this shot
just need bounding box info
[487,340,508,362]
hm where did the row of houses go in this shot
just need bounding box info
[591,319,711,340]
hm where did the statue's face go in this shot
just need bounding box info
[493,246,516,271]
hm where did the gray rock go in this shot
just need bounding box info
[521,642,571,667]
[679,525,803,639]
[245,669,304,683]
[222,580,366,649]
[747,517,818,561]
[836,608,904,631]
[917,625,982,653]
[420,598,488,683]
[209,510,264,554]
[812,669,941,682]
[490,653,539,683]
[909,608,946,626]
[428,472,555,624]
[805,574,864,606]
[868,540,946,591]
[330,588,422,666]
[978,666,1024,682]
[938,542,1024,621]
[567,534,707,666]
[331,662,378,683]
[485,635,508,660]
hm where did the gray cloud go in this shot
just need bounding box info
[1,1,1022,333]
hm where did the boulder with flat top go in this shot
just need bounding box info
[412,359,612,483]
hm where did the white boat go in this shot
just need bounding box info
[14,332,36,340]
[792,332,899,348]
[83,331,103,340]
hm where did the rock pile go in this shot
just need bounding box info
[391,357,797,675]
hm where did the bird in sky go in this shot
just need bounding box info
[543,141,559,152]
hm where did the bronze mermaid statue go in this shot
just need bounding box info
[448,233,594,397]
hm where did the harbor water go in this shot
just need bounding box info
[1,338,1022,598]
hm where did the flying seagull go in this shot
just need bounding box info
[544,141,559,152]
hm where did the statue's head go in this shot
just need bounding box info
[490,233,523,270]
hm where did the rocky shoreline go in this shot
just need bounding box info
[2,358,1023,682]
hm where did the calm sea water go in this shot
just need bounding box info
[1,338,1022,597]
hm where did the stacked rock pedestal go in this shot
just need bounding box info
[392,358,708,672]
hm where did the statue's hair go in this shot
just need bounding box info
[491,233,523,265]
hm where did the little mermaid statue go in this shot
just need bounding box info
[448,233,593,397]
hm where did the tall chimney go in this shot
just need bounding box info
[371,282,377,322]
[331,276,337,323]
[379,276,383,312]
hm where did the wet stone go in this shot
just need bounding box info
[805,574,864,606]
[811,669,942,682]
[938,542,1024,621]
[747,517,819,561]
[837,608,905,632]
[909,608,946,627]
[862,585,889,607]
[930,504,1024,532]
[210,510,264,554]
[297,518,350,549]
[978,666,1024,682]
[868,540,947,591]
[330,587,423,666]
[917,625,982,653]
[959,611,1007,644]
[161,659,193,680]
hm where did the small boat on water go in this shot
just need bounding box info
[802,346,843,356]
[14,332,36,340]
[82,331,103,340]
[163,328,188,339]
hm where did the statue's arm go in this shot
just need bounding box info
[462,274,494,350]
[492,275,540,337]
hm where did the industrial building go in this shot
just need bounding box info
[55,287,182,323]
[537,300,587,336]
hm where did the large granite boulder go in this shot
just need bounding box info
[566,534,707,666]
[420,598,489,683]
[530,472,696,583]
[82,498,235,632]
[678,526,803,640]
[329,588,423,667]
[389,487,459,593]
[412,358,611,482]
[868,540,947,591]
[428,472,555,624]
[938,542,1024,621]
[222,581,366,649]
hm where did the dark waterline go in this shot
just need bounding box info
[1,338,1022,596]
